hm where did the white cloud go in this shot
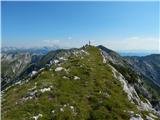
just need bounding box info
[42,38,86,48]
[18,36,159,52]
[94,37,159,52]
[127,36,139,40]
[43,39,60,46]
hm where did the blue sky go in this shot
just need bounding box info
[2,1,160,52]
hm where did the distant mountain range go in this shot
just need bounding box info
[1,45,160,120]
[118,50,160,56]
[119,52,158,57]
[1,46,60,55]
[2,46,159,56]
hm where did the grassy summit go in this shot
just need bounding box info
[2,46,138,120]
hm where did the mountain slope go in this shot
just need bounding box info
[97,45,125,65]
[1,48,68,90]
[124,54,160,87]
[1,46,60,90]
[1,52,33,89]
[98,45,160,114]
[2,45,160,120]
[98,45,160,90]
[1,52,43,90]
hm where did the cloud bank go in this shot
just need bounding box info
[93,37,159,52]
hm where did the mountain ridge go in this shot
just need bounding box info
[1,45,160,120]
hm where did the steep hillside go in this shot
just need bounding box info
[1,52,43,90]
[1,46,60,89]
[1,47,80,90]
[97,45,125,65]
[124,54,160,87]
[1,52,33,89]
[99,45,160,116]
[2,45,160,120]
